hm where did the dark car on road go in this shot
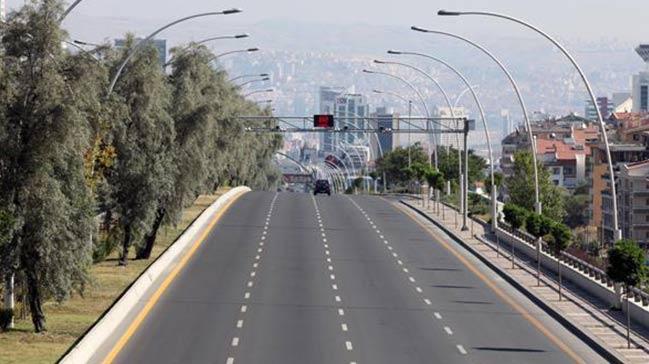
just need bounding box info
[313,179,331,196]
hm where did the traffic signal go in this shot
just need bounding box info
[314,114,334,128]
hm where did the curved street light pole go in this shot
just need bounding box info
[412,26,541,216]
[389,50,495,231]
[243,88,274,98]
[362,69,438,169]
[438,9,621,240]
[454,85,479,108]
[164,34,251,68]
[230,73,270,83]
[211,48,259,63]
[107,9,242,96]
[60,0,84,22]
[237,77,270,88]
[377,57,463,214]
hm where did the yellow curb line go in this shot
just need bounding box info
[102,190,248,364]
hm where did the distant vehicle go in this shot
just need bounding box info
[313,180,331,196]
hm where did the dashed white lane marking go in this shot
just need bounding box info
[250,271,256,277]
[326,258,332,263]
[332,284,338,290]
[244,292,250,299]
[330,274,336,280]
[338,308,345,316]
[241,305,247,313]
[341,323,348,331]
[335,295,342,302]
[255,255,260,260]
[231,337,239,346]
[253,263,258,268]
[236,320,243,328]
[328,265,334,271]
[345,341,354,351]
[346,196,472,358]
[226,357,234,364]
[247,281,253,288]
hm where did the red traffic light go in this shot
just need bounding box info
[314,114,334,128]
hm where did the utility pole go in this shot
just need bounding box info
[4,273,14,329]
[462,118,470,231]
[408,100,412,168]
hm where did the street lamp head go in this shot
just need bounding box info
[362,69,374,73]
[387,50,402,55]
[235,33,250,38]
[372,89,383,94]
[247,47,259,52]
[222,8,243,15]
[373,59,387,64]
[266,88,274,92]
[260,73,269,77]
[261,77,270,81]
[411,26,429,33]
[438,10,461,16]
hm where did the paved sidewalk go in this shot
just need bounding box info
[403,197,649,364]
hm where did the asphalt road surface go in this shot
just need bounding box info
[109,191,606,364]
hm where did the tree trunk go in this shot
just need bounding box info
[136,208,165,260]
[119,224,132,266]
[25,270,45,333]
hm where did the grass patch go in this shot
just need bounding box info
[0,190,228,364]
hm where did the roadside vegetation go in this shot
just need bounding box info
[0,0,281,339]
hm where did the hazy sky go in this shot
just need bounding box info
[7,0,649,42]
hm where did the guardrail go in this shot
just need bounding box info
[433,197,649,309]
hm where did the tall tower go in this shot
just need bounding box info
[632,45,649,112]
[1,0,6,22]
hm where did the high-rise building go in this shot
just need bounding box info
[371,107,397,157]
[318,86,343,153]
[114,38,167,67]
[585,96,613,120]
[334,93,369,145]
[632,45,649,113]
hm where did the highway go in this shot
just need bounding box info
[107,191,606,364]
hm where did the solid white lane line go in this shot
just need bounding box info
[457,345,467,354]
[241,305,247,313]
[345,341,353,351]
[434,312,442,319]
[231,337,239,347]
[341,323,348,331]
[444,326,453,335]
[237,320,243,328]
